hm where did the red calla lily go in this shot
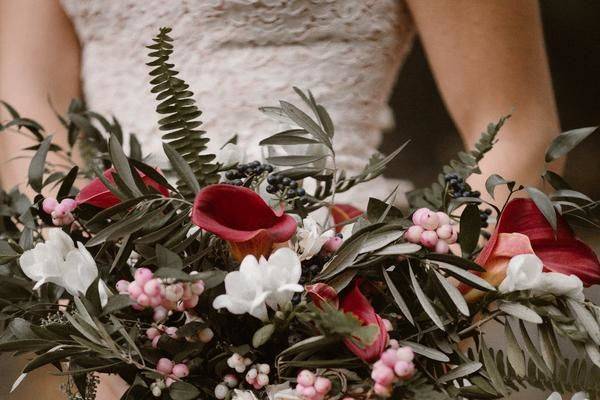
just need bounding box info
[480,198,600,286]
[340,281,389,363]
[306,283,340,309]
[191,184,297,260]
[331,204,363,232]
[76,167,169,208]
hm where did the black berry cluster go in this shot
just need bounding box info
[291,255,332,305]
[480,208,492,228]
[444,172,481,199]
[225,160,273,186]
[266,173,308,203]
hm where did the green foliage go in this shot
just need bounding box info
[408,115,510,209]
[147,27,219,194]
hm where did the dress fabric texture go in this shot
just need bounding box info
[60,0,415,206]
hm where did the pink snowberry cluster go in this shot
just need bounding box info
[214,374,239,399]
[155,358,189,387]
[116,268,205,321]
[295,370,332,400]
[404,208,458,253]
[371,342,415,397]
[245,363,270,390]
[42,197,77,226]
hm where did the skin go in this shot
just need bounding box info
[0,0,562,398]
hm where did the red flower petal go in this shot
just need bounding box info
[76,168,169,208]
[482,198,600,286]
[191,185,297,259]
[306,283,339,309]
[340,281,388,362]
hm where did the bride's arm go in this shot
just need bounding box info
[405,0,562,200]
[0,0,80,191]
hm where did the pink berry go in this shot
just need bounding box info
[165,377,175,387]
[183,295,199,309]
[165,284,184,302]
[436,211,451,226]
[172,363,189,378]
[298,385,316,398]
[156,358,174,375]
[152,336,160,348]
[135,268,153,285]
[372,365,395,386]
[412,208,440,230]
[146,327,160,340]
[144,279,162,296]
[127,281,143,299]
[419,230,438,248]
[436,224,453,240]
[373,383,391,397]
[137,293,150,307]
[297,370,316,387]
[191,280,205,295]
[153,306,168,322]
[323,236,343,253]
[404,225,424,244]
[394,361,415,379]
[132,303,144,311]
[434,240,449,254]
[380,349,399,368]
[447,226,459,244]
[42,197,59,214]
[149,295,162,308]
[182,284,193,300]
[116,280,130,294]
[60,198,77,212]
[62,213,75,225]
[389,339,400,349]
[53,203,69,218]
[396,346,414,362]
[314,377,331,394]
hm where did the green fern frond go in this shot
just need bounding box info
[147,27,219,194]
[407,115,510,209]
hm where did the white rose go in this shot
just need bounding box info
[498,254,543,293]
[296,217,334,261]
[213,248,303,321]
[19,229,100,297]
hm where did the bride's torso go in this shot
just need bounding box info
[61,0,415,204]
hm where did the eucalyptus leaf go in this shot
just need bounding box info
[375,243,421,256]
[438,362,482,383]
[169,381,201,400]
[382,268,414,325]
[480,337,507,396]
[505,321,526,376]
[435,262,495,292]
[458,204,481,257]
[397,340,449,362]
[252,324,276,348]
[545,126,598,162]
[109,134,142,197]
[317,236,365,280]
[434,270,470,316]
[485,174,515,199]
[28,135,53,192]
[567,299,600,346]
[525,187,557,232]
[499,302,543,324]
[163,142,200,193]
[519,320,552,376]
[279,100,332,150]
[409,265,445,331]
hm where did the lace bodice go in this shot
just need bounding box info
[60,0,415,206]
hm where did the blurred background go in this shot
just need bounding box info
[1,0,598,399]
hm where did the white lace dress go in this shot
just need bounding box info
[60,0,416,207]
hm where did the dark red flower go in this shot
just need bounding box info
[340,281,389,363]
[306,283,339,309]
[191,184,297,260]
[76,168,169,208]
[480,198,600,286]
[331,204,363,232]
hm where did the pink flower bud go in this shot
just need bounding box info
[53,203,69,218]
[42,197,59,214]
[156,358,174,375]
[419,230,438,248]
[134,268,153,285]
[223,374,238,388]
[434,240,449,254]
[144,279,162,296]
[191,280,205,295]
[323,236,343,253]
[404,225,424,244]
[314,377,332,394]
[165,377,175,387]
[116,280,130,294]
[396,346,414,362]
[382,318,393,332]
[256,373,269,387]
[246,368,258,382]
[127,281,142,299]
[373,383,392,397]
[183,294,199,309]
[297,370,316,387]
[60,198,77,212]
[389,339,400,349]
[380,349,399,368]
[436,224,453,240]
[371,365,395,386]
[152,335,160,348]
[146,327,160,340]
[447,226,459,244]
[412,208,440,230]
[149,295,162,308]
[298,385,317,398]
[172,363,189,378]
[394,361,415,379]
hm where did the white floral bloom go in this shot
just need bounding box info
[19,229,99,296]
[499,254,584,301]
[213,248,303,321]
[232,390,259,400]
[296,217,334,261]
[217,143,246,167]
[547,392,589,400]
[340,223,355,240]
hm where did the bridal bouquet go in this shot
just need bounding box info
[1,28,599,400]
